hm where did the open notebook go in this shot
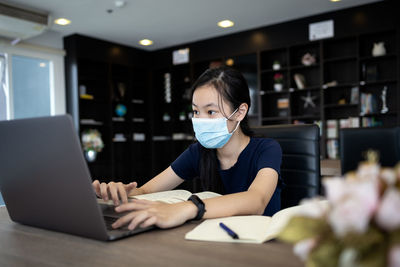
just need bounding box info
[185,200,329,244]
[98,189,221,205]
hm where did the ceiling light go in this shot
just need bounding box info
[115,0,126,8]
[139,39,153,46]
[330,0,341,2]
[218,20,234,28]
[54,18,71,26]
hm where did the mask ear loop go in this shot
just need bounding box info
[227,108,241,134]
[227,108,239,119]
[229,120,241,134]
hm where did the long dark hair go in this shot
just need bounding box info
[191,66,253,193]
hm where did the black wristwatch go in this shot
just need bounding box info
[187,195,206,220]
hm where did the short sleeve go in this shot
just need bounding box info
[255,139,282,177]
[170,142,200,180]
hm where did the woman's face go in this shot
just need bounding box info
[192,85,238,132]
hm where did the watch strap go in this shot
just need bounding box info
[187,194,206,220]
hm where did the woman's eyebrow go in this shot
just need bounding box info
[192,103,219,108]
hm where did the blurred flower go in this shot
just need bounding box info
[380,168,397,186]
[273,73,283,83]
[389,245,400,267]
[278,151,400,267]
[375,188,400,231]
[293,238,316,261]
[298,198,329,218]
[324,178,378,237]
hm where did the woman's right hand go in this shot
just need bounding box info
[92,180,138,206]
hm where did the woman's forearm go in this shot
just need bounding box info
[202,190,268,219]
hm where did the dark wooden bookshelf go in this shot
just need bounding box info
[259,29,399,158]
[64,34,151,184]
[63,1,399,180]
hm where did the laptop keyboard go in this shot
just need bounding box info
[103,216,129,231]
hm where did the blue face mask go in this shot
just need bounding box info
[192,109,240,149]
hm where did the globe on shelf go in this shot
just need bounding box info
[115,104,127,117]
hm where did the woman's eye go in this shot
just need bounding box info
[193,110,199,115]
[208,110,216,115]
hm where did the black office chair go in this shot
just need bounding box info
[251,124,321,209]
[339,126,400,175]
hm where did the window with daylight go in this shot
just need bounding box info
[0,41,65,121]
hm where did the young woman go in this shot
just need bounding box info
[92,66,282,230]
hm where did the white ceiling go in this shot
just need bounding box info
[3,0,382,51]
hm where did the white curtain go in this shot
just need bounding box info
[0,54,6,120]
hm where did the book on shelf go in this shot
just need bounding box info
[112,133,126,142]
[362,117,383,127]
[132,133,146,141]
[80,119,103,125]
[339,117,359,129]
[277,98,289,109]
[277,98,289,117]
[185,200,329,244]
[326,119,338,139]
[80,94,94,100]
[327,139,339,159]
[350,87,359,104]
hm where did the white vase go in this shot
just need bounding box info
[85,150,97,162]
[274,83,283,92]
[272,63,281,70]
[372,42,386,57]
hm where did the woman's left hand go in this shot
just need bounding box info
[111,199,197,230]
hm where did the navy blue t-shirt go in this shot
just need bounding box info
[171,137,282,216]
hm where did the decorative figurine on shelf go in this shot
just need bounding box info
[272,60,281,70]
[162,112,171,122]
[115,103,127,117]
[81,129,104,162]
[301,53,316,66]
[273,73,283,92]
[164,73,172,103]
[372,42,386,57]
[294,73,306,89]
[338,94,346,105]
[301,91,317,108]
[117,82,126,101]
[381,86,389,114]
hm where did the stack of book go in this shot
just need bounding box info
[326,117,360,159]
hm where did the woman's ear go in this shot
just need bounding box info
[235,103,248,121]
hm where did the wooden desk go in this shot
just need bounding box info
[0,207,302,267]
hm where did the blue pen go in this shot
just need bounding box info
[219,222,239,239]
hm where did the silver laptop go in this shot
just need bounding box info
[0,115,153,241]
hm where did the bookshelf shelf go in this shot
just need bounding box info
[324,103,358,109]
[324,56,357,63]
[260,67,289,73]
